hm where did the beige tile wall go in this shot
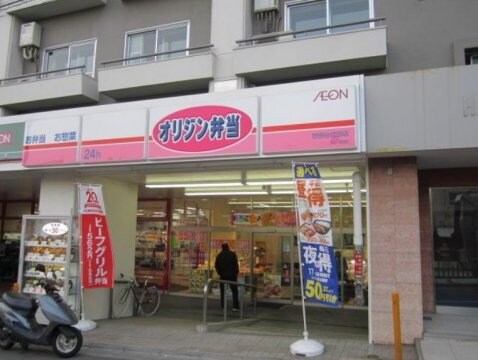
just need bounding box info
[369,157,423,344]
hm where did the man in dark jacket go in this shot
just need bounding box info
[214,243,239,311]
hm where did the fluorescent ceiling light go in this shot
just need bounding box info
[229,201,292,205]
[323,179,353,184]
[327,189,367,194]
[146,181,243,188]
[270,190,295,195]
[246,180,294,186]
[185,190,268,196]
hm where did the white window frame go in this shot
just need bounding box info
[42,39,97,77]
[124,21,190,65]
[284,0,374,35]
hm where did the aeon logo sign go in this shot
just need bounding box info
[151,105,253,152]
[0,132,12,145]
[313,88,349,102]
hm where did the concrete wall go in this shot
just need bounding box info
[375,0,478,73]
[210,0,247,82]
[39,175,138,320]
[366,65,478,154]
[249,0,478,73]
[368,157,423,344]
[18,0,211,76]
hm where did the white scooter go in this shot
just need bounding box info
[0,280,83,358]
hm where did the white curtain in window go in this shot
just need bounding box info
[45,47,68,77]
[288,0,327,37]
[157,25,188,59]
[127,30,156,64]
[287,0,371,36]
[330,0,370,33]
[70,42,95,75]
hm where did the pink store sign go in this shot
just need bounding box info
[261,85,359,154]
[148,98,258,159]
[80,109,147,164]
[23,116,80,166]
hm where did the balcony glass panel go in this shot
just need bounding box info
[45,47,68,77]
[286,0,372,37]
[330,0,370,33]
[157,26,188,59]
[126,22,189,65]
[70,42,95,75]
[44,40,96,78]
[127,30,156,65]
[288,0,327,38]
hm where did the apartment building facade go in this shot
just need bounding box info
[1,0,478,345]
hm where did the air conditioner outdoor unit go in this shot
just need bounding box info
[19,22,42,48]
[254,0,279,13]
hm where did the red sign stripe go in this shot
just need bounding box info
[263,119,355,133]
[23,142,78,150]
[81,136,145,146]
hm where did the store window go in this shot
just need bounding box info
[125,22,189,65]
[135,200,170,290]
[431,188,478,307]
[43,40,96,77]
[286,0,371,37]
[164,190,367,307]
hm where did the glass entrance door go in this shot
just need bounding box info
[135,200,170,290]
[167,226,299,302]
[253,233,296,302]
[431,188,478,307]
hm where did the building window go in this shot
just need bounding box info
[286,0,371,37]
[465,47,478,65]
[43,40,96,77]
[125,22,189,65]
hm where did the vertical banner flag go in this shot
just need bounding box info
[293,163,339,307]
[78,185,115,289]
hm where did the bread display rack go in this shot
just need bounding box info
[17,215,80,313]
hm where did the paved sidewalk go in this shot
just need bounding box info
[79,295,418,360]
[81,316,418,360]
[417,307,478,360]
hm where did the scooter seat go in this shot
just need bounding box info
[2,292,36,312]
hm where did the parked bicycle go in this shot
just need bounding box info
[113,273,160,318]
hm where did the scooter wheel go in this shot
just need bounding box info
[51,327,83,358]
[0,320,14,350]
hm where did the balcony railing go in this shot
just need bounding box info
[236,17,386,46]
[0,65,87,86]
[101,44,214,68]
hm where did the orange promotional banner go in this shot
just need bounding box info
[78,185,115,289]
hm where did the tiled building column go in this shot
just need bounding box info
[369,157,423,344]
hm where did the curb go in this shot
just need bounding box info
[82,342,294,360]
[414,338,424,360]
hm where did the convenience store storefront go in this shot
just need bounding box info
[2,74,368,317]
[135,165,367,306]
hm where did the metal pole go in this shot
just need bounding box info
[296,234,309,340]
[202,280,209,325]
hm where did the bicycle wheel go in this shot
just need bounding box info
[113,285,133,318]
[138,287,160,316]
